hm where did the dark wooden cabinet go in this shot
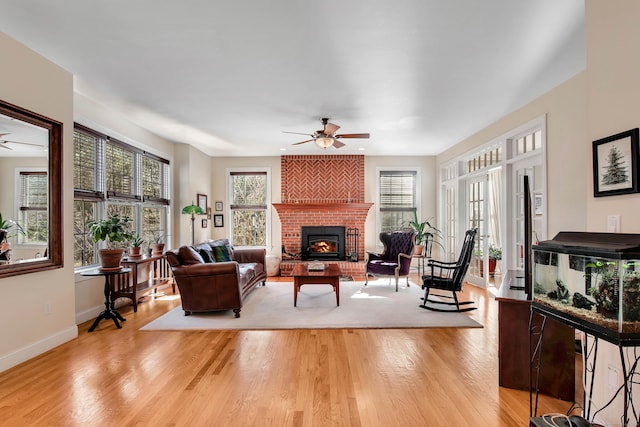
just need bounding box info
[497,295,575,402]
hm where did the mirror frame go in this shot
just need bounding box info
[0,99,63,278]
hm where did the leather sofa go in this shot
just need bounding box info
[165,239,266,317]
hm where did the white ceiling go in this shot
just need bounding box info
[0,0,585,157]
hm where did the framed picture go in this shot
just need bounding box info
[214,214,224,227]
[197,193,207,211]
[206,207,212,220]
[592,128,639,197]
[201,219,208,228]
[215,200,223,211]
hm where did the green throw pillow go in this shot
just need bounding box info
[199,248,215,263]
[211,245,231,262]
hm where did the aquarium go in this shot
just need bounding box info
[532,232,640,343]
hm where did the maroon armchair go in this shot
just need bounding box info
[365,229,417,291]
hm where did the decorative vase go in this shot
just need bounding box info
[98,248,124,271]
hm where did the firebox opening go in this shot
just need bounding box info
[301,226,346,261]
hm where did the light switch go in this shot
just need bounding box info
[607,215,620,232]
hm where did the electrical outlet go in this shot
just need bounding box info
[607,364,619,389]
[607,214,620,232]
[44,302,52,315]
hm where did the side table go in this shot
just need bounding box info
[81,268,131,332]
[414,254,427,277]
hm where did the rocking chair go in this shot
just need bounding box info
[420,228,478,312]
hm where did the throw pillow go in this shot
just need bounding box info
[199,248,215,263]
[178,246,204,265]
[211,245,232,262]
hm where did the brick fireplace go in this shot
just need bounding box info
[273,154,373,276]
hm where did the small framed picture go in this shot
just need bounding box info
[215,200,223,211]
[206,207,212,220]
[593,128,639,197]
[197,193,208,211]
[201,219,208,228]
[214,214,224,227]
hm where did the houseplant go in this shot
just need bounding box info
[87,215,133,270]
[407,209,442,256]
[128,232,144,258]
[150,231,165,255]
[0,212,26,253]
[487,244,502,276]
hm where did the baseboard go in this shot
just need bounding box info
[76,304,104,325]
[0,326,78,373]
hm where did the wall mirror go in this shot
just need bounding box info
[0,99,63,278]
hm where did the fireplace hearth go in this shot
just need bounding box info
[301,226,346,261]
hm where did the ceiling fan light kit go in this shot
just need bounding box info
[315,137,334,149]
[284,118,369,150]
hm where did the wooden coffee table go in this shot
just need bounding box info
[292,263,341,307]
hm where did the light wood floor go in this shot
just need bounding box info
[0,274,572,426]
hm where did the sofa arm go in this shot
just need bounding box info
[233,248,266,265]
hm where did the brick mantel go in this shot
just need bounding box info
[275,155,370,275]
[272,203,373,212]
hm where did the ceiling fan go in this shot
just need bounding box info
[283,118,370,149]
[0,132,46,151]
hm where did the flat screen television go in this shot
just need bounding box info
[524,175,533,300]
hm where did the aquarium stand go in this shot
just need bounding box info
[530,302,639,426]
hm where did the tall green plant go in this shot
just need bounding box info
[407,209,442,246]
[86,215,132,247]
[0,212,26,241]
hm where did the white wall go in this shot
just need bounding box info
[0,32,76,372]
[583,1,640,423]
[438,71,588,238]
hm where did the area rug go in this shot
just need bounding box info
[140,279,483,331]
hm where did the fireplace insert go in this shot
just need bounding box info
[301,226,346,261]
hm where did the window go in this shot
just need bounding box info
[229,170,269,246]
[378,169,418,232]
[18,171,48,244]
[73,124,171,268]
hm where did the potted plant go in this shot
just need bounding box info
[128,232,144,258]
[87,215,132,270]
[487,244,502,276]
[407,209,442,256]
[150,231,165,255]
[0,212,26,253]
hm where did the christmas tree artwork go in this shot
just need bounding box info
[601,145,628,185]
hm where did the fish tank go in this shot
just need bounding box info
[532,232,640,344]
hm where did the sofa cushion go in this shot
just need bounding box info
[198,248,215,263]
[194,243,215,263]
[179,246,204,265]
[211,244,232,262]
[209,239,234,260]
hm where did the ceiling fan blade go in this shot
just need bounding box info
[335,133,370,139]
[292,139,315,145]
[1,140,45,147]
[323,122,340,135]
[332,140,346,149]
[283,131,314,137]
[0,143,13,150]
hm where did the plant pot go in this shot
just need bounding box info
[414,244,424,256]
[98,248,124,271]
[479,259,498,276]
[151,243,165,255]
[129,247,142,258]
